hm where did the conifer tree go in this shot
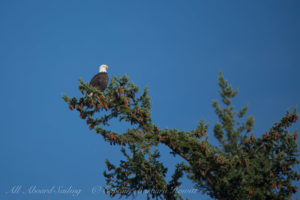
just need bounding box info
[63,72,299,200]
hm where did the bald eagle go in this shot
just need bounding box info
[90,64,109,92]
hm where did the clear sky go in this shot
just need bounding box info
[0,0,299,199]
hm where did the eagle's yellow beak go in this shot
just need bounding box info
[105,65,109,69]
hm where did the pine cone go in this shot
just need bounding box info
[104,104,109,111]
[89,124,94,129]
[123,99,128,106]
[69,104,74,110]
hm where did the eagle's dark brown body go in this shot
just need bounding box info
[90,72,109,92]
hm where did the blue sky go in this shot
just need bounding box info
[0,0,299,199]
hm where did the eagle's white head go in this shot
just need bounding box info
[99,64,109,73]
